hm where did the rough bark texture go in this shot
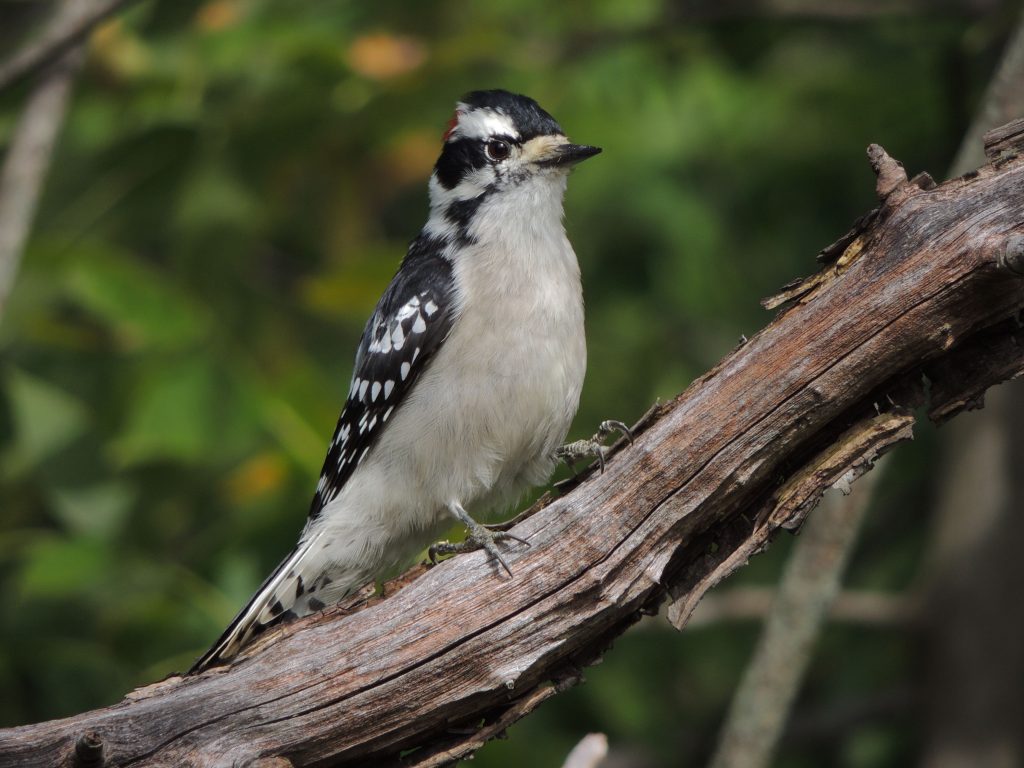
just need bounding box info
[3,125,1024,768]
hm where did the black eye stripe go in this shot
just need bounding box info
[434,138,488,189]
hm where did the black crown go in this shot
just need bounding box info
[460,89,564,140]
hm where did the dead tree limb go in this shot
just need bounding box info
[3,123,1024,767]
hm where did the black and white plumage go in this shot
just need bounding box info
[309,237,455,520]
[191,90,600,672]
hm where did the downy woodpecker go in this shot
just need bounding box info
[191,90,619,672]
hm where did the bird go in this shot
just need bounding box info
[190,89,625,673]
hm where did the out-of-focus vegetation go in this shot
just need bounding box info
[0,1,1014,765]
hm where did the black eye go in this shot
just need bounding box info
[485,139,510,161]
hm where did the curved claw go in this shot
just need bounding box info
[428,540,453,565]
[469,527,530,576]
[428,523,529,577]
[556,417,634,476]
[599,419,634,444]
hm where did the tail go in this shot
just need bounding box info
[190,532,340,673]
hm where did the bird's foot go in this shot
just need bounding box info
[556,419,633,474]
[429,518,530,576]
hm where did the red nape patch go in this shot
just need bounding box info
[442,112,459,142]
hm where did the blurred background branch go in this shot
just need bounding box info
[0,0,88,317]
[704,10,1024,766]
[708,461,887,768]
[917,11,1024,766]
[672,0,1005,21]
[686,587,917,629]
[0,0,138,93]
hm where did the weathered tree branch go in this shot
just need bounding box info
[3,123,1024,767]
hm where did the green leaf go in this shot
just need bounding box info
[176,163,260,233]
[65,255,209,350]
[49,482,136,540]
[2,368,89,469]
[18,535,109,598]
[113,360,216,465]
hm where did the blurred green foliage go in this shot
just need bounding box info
[0,0,1012,764]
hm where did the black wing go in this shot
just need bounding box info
[308,235,455,520]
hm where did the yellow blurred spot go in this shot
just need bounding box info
[224,453,288,505]
[346,33,428,80]
[380,131,440,187]
[89,19,151,79]
[195,0,242,32]
[299,271,383,321]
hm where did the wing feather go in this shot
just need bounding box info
[308,236,455,519]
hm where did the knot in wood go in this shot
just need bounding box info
[73,732,104,768]
[998,234,1024,277]
[867,143,908,200]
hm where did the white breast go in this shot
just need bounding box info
[399,175,585,515]
[308,173,586,579]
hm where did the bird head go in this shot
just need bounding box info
[427,90,600,238]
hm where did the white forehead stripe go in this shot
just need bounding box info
[452,106,519,141]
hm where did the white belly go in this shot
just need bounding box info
[309,231,586,581]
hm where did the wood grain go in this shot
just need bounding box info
[3,135,1024,767]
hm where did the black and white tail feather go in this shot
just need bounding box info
[189,237,455,671]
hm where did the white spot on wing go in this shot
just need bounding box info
[384,380,394,398]
[384,405,394,421]
[396,297,420,323]
[401,361,411,380]
[359,380,369,400]
[412,347,421,363]
[392,325,405,350]
[369,327,392,354]
[371,381,381,401]
[412,314,426,334]
[424,300,438,316]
